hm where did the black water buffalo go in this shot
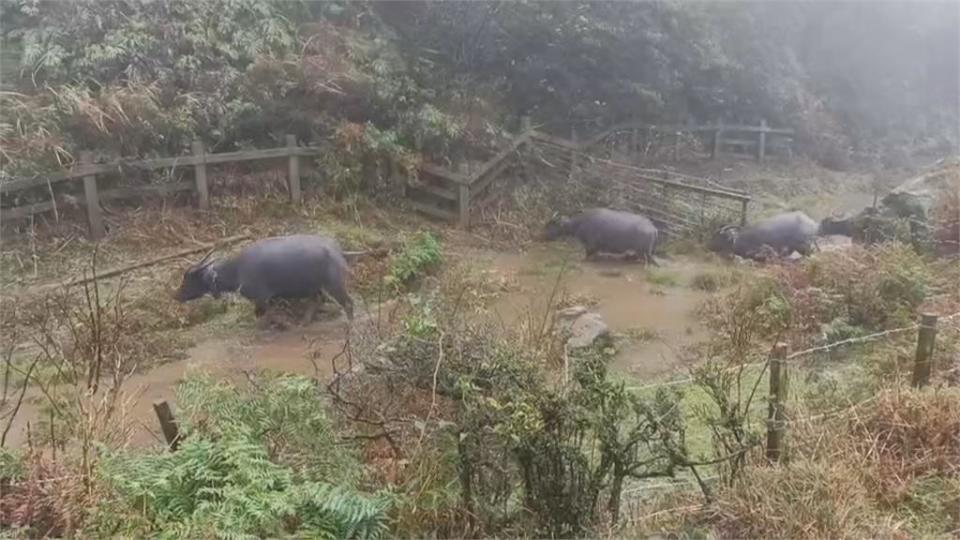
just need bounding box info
[543,208,659,264]
[176,234,354,320]
[709,211,819,260]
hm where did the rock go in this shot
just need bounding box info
[557,305,588,319]
[567,312,611,349]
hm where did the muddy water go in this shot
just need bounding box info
[5,245,718,449]
[4,311,356,450]
[474,243,713,380]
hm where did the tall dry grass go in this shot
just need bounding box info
[711,387,960,539]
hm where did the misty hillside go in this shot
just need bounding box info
[2,0,957,180]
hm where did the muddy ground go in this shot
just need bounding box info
[3,239,738,449]
[0,158,876,451]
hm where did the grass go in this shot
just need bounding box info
[621,326,662,343]
[688,268,744,292]
[646,269,680,287]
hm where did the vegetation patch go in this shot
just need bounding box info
[385,232,443,290]
[645,269,680,287]
[91,374,391,539]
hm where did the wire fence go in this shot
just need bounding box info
[625,310,960,394]
[618,309,960,498]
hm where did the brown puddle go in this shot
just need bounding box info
[5,245,722,450]
[4,310,360,450]
[473,243,714,380]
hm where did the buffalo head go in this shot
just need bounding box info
[541,215,574,241]
[175,248,219,302]
[708,224,739,254]
[819,211,853,236]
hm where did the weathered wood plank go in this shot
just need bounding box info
[419,163,471,185]
[286,135,301,204]
[470,157,514,194]
[530,131,578,150]
[566,155,752,202]
[1,182,195,222]
[102,181,195,201]
[0,147,300,195]
[192,140,209,210]
[468,132,530,186]
[0,199,59,221]
[458,184,470,228]
[409,183,458,201]
[409,200,457,221]
[81,152,105,240]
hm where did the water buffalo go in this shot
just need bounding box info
[542,208,659,264]
[176,234,354,320]
[709,211,819,260]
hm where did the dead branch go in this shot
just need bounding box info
[26,233,252,295]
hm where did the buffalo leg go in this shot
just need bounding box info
[324,283,355,321]
[301,298,319,325]
[584,246,599,261]
[794,241,814,257]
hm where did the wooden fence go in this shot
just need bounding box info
[405,118,534,228]
[586,119,794,163]
[1,116,756,237]
[524,130,751,234]
[1,129,532,235]
[407,117,752,232]
[0,135,310,238]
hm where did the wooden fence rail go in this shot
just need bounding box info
[589,119,794,163]
[0,136,317,238]
[1,117,761,235]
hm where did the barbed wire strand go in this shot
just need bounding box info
[626,310,960,393]
[622,476,721,495]
[617,311,960,499]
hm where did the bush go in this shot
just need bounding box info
[91,374,391,539]
[386,232,442,290]
[803,243,932,329]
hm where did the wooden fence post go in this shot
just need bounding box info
[569,125,579,181]
[520,115,531,132]
[458,183,471,229]
[191,140,209,210]
[286,134,302,204]
[766,342,789,463]
[912,313,939,388]
[630,127,638,154]
[740,199,749,227]
[711,120,723,160]
[757,118,768,163]
[80,151,105,240]
[673,130,681,162]
[153,400,181,451]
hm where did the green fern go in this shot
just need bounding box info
[91,374,391,539]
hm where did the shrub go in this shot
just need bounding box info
[91,374,391,539]
[804,243,933,329]
[386,232,442,290]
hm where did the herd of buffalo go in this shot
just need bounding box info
[175,208,846,321]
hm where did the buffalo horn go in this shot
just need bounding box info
[196,246,217,267]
